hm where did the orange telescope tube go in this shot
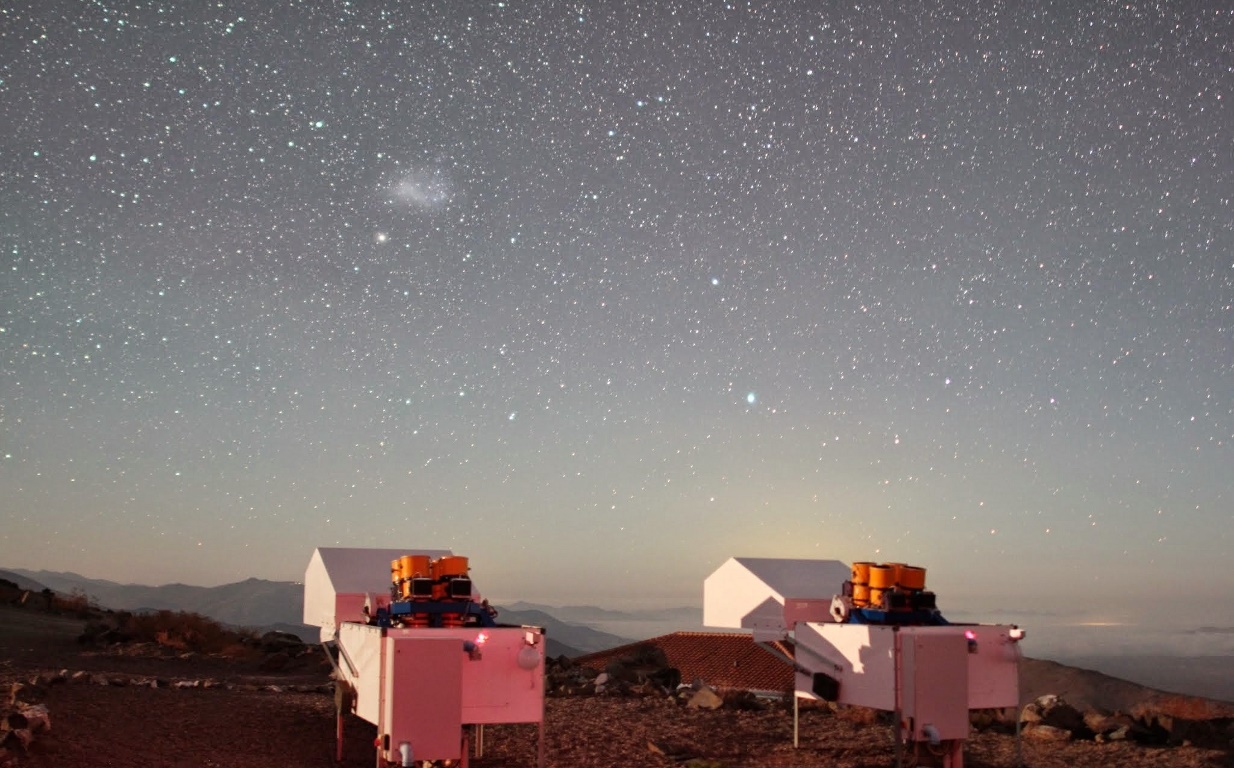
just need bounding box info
[851,561,872,585]
[898,565,926,591]
[868,564,896,589]
[433,555,469,580]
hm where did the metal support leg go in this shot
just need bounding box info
[537,694,546,768]
[793,694,799,748]
[942,739,963,768]
[893,711,903,768]
[335,713,344,762]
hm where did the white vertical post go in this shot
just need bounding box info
[793,693,799,748]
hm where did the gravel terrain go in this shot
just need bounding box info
[2,604,1231,768]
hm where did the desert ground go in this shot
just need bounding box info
[1,603,1231,768]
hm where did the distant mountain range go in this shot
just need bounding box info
[1,568,636,657]
[3,567,1232,702]
[488,607,631,655]
[503,601,702,625]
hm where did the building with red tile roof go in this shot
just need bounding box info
[574,631,795,696]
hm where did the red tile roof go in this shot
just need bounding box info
[574,632,795,694]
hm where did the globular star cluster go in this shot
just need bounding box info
[1,2,1231,621]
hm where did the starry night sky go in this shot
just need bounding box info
[2,2,1231,642]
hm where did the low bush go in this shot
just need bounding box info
[117,610,256,654]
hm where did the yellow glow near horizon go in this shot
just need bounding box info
[1071,621,1134,627]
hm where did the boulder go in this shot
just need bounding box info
[1133,695,1234,722]
[722,689,765,711]
[543,657,599,696]
[1020,694,1085,736]
[1083,710,1149,742]
[648,665,682,692]
[258,630,306,654]
[1130,696,1234,747]
[604,645,681,693]
[970,707,1015,732]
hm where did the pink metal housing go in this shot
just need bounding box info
[305,548,545,767]
[705,556,1023,768]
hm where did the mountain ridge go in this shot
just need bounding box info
[5,567,631,656]
[10,567,1234,703]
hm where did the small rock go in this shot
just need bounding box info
[17,705,50,735]
[1024,723,1072,742]
[836,705,882,726]
[685,687,723,710]
[969,709,997,731]
[1107,725,1132,741]
[1,729,34,753]
[647,739,691,758]
[34,672,66,687]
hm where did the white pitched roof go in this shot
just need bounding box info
[303,547,453,629]
[731,557,850,601]
[703,556,850,632]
